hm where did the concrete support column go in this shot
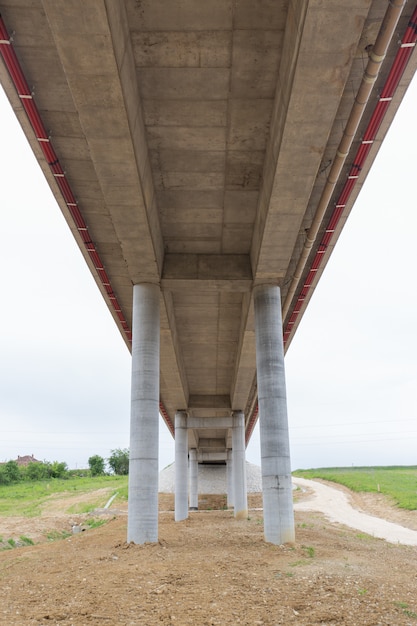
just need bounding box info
[175,411,188,521]
[189,448,198,510]
[232,411,248,519]
[227,449,234,508]
[127,283,160,544]
[253,284,295,545]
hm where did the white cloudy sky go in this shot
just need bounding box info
[0,73,416,472]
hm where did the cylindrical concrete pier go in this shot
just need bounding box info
[175,411,188,521]
[189,448,198,510]
[232,411,248,519]
[254,284,295,545]
[227,449,234,508]
[127,283,160,544]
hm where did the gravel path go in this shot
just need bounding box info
[293,476,417,546]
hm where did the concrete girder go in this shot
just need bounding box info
[41,0,164,287]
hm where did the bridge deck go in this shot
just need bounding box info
[1,1,416,457]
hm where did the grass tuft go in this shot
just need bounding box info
[19,535,34,546]
[46,530,71,542]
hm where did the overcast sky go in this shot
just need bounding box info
[1,72,416,472]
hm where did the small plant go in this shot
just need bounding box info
[46,530,71,542]
[19,535,34,546]
[358,588,368,596]
[355,532,376,541]
[302,545,315,558]
[289,559,308,567]
[85,518,106,529]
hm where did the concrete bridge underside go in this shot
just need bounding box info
[0,0,416,543]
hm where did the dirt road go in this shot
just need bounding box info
[293,477,417,545]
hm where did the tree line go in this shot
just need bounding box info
[0,448,129,485]
[88,448,129,476]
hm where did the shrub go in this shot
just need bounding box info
[46,461,68,479]
[108,448,129,475]
[25,462,49,481]
[88,455,106,476]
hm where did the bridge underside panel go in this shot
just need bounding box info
[1,1,416,471]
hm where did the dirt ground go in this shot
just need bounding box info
[1,486,417,626]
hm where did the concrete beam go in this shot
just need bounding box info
[197,452,227,462]
[161,279,252,293]
[187,417,233,429]
[162,253,252,292]
[251,1,372,281]
[160,291,189,417]
[188,395,231,410]
[42,0,164,287]
[198,438,226,450]
[230,292,257,411]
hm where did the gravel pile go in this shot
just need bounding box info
[159,461,262,494]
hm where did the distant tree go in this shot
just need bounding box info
[108,448,129,475]
[88,455,106,476]
[25,461,48,481]
[0,460,21,484]
[46,461,68,479]
[4,460,20,483]
[0,464,11,485]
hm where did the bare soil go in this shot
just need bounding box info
[1,487,417,625]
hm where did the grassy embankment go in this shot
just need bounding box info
[293,466,417,510]
[0,474,128,517]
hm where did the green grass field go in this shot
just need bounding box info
[0,475,128,517]
[293,466,417,510]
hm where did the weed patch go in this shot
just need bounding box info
[302,545,315,558]
[46,530,71,542]
[85,518,106,529]
[19,535,34,546]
